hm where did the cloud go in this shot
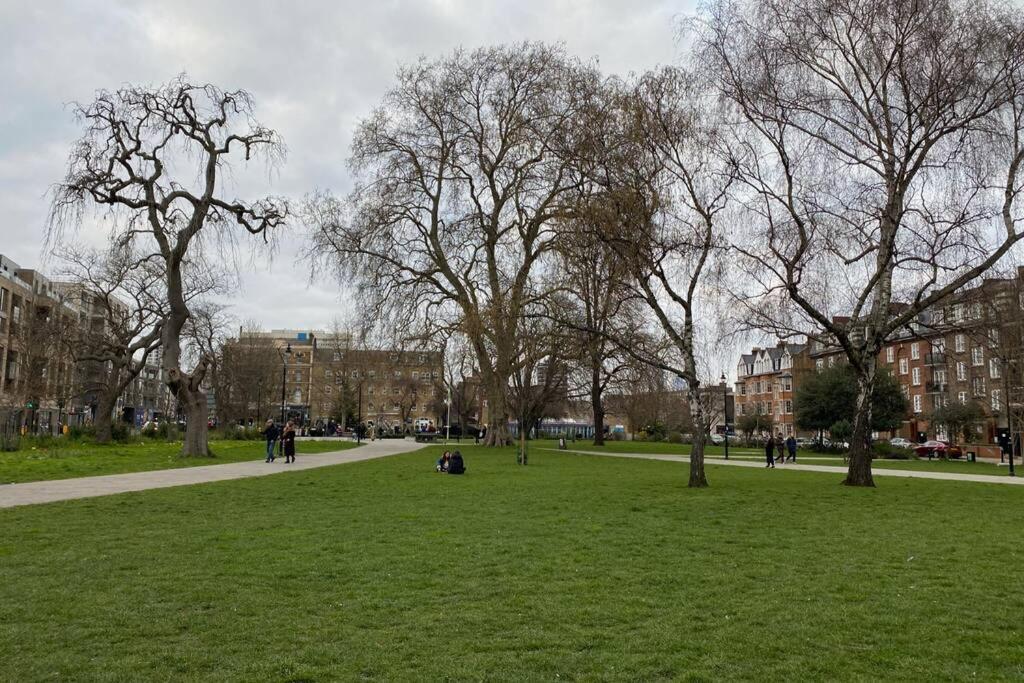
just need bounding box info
[0,0,690,331]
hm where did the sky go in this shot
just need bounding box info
[0,0,691,333]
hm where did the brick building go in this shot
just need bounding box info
[234,329,444,430]
[733,341,811,437]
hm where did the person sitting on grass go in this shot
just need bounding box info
[436,451,451,472]
[448,450,466,475]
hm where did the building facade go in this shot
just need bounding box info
[232,329,445,431]
[733,341,811,437]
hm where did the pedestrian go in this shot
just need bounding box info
[262,419,279,463]
[774,432,785,465]
[764,434,775,468]
[785,434,797,463]
[282,420,297,464]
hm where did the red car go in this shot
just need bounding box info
[913,440,963,459]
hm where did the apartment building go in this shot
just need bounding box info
[232,329,444,430]
[806,267,1024,444]
[733,341,811,437]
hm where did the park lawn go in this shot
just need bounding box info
[536,440,1008,475]
[0,439,359,484]
[1,447,1022,681]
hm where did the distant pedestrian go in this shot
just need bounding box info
[785,435,797,463]
[262,419,279,463]
[764,435,775,468]
[282,420,297,463]
[775,433,785,465]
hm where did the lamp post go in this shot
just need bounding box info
[720,373,729,460]
[279,342,292,426]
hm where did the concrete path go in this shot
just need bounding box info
[0,439,427,509]
[549,448,1024,486]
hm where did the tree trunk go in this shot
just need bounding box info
[485,384,511,446]
[591,366,605,447]
[179,384,210,457]
[687,389,709,488]
[93,391,118,444]
[844,363,876,487]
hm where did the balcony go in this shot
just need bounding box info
[924,353,946,366]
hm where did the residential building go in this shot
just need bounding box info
[733,341,811,437]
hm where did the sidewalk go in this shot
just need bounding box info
[549,448,1024,486]
[0,439,427,509]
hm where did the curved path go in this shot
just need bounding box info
[0,439,427,509]
[549,448,1024,486]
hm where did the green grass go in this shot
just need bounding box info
[1,446,1022,680]
[536,439,1008,475]
[0,439,359,484]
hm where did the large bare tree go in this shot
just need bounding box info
[700,0,1024,485]
[308,43,599,446]
[50,77,288,456]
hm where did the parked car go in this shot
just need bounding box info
[889,437,914,449]
[913,440,963,459]
[709,433,726,445]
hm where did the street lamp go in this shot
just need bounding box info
[720,373,730,461]
[279,342,292,426]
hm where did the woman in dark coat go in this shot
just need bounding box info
[764,434,775,468]
[282,421,297,463]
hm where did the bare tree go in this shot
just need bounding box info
[700,0,1024,485]
[50,77,289,456]
[584,67,734,487]
[555,221,633,446]
[57,245,165,442]
[307,44,599,446]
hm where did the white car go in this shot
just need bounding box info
[709,433,725,445]
[889,437,913,449]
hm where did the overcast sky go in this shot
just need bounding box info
[0,0,691,333]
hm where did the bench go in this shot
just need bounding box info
[415,432,441,443]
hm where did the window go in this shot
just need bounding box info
[351,370,359,378]
[816,358,825,371]
[932,338,945,354]
[393,370,401,378]
[325,386,332,395]
[955,334,965,353]
[392,403,400,411]
[368,370,376,379]
[899,358,909,375]
[886,347,895,363]
[933,394,944,410]
[910,343,920,360]
[913,394,922,413]
[0,287,7,311]
[971,347,984,367]
[393,387,400,395]
[958,391,967,404]
[992,389,1002,412]
[294,371,302,382]
[293,389,302,403]
[325,369,333,378]
[368,402,374,411]
[988,329,1000,348]
[411,371,418,380]
[990,359,1001,379]
[952,304,963,322]
[901,385,910,399]
[333,351,343,362]
[972,377,986,396]
[334,375,343,385]
[368,386,375,395]
[739,384,747,396]
[828,356,835,367]
[933,369,946,386]
[970,302,982,319]
[782,378,792,392]
[956,362,967,381]
[911,367,921,386]
[785,400,793,414]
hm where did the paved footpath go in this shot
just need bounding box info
[549,448,1024,486]
[0,439,427,509]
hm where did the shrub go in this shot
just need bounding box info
[610,431,625,441]
[667,431,683,444]
[872,442,916,460]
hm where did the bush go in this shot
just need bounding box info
[610,431,625,441]
[213,426,261,441]
[872,442,916,460]
[667,431,683,444]
[141,421,179,442]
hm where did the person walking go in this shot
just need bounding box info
[262,419,279,463]
[774,432,785,466]
[282,420,297,464]
[785,434,797,463]
[764,434,775,468]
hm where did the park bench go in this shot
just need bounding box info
[415,432,441,443]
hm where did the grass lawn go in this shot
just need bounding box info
[1,446,1022,680]
[534,439,1009,475]
[0,439,359,484]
